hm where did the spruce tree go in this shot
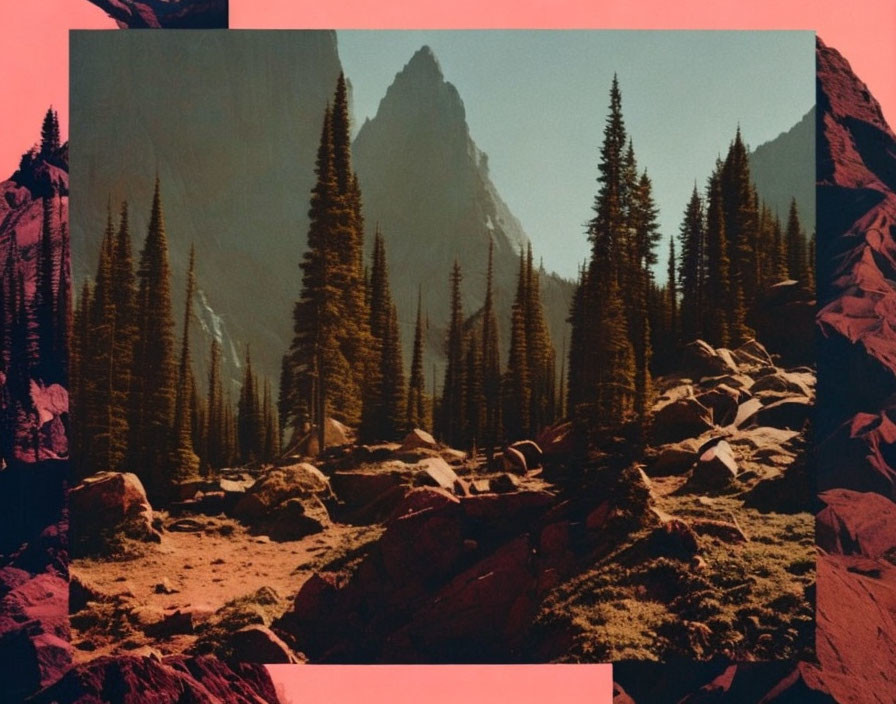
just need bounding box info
[206,338,224,471]
[406,286,427,431]
[464,326,484,448]
[523,245,556,436]
[785,198,811,286]
[238,348,264,463]
[170,245,200,482]
[55,210,71,383]
[70,281,91,476]
[441,261,466,448]
[380,303,406,440]
[481,241,502,461]
[128,178,178,501]
[678,186,705,342]
[40,108,60,158]
[503,252,531,441]
[84,206,117,474]
[34,197,58,382]
[285,105,357,452]
[703,167,730,347]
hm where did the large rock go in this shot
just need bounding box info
[502,446,528,474]
[750,372,812,398]
[756,397,812,430]
[817,489,896,558]
[691,440,738,489]
[69,472,158,555]
[330,464,415,511]
[400,428,438,452]
[29,655,282,704]
[226,625,301,664]
[536,421,578,458]
[695,386,740,426]
[510,440,543,471]
[652,397,714,445]
[415,457,459,491]
[233,463,331,520]
[646,440,700,476]
[681,340,739,379]
[730,339,774,368]
[262,497,330,541]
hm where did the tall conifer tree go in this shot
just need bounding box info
[441,261,466,447]
[128,178,178,500]
[170,245,200,482]
[406,286,428,431]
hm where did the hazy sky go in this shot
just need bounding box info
[337,30,814,279]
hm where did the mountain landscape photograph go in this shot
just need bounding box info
[63,29,816,666]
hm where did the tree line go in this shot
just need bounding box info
[566,77,813,435]
[278,76,561,459]
[70,180,280,503]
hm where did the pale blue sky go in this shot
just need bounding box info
[337,30,815,280]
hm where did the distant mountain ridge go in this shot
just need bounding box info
[749,107,816,228]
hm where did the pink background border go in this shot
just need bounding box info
[3,1,892,701]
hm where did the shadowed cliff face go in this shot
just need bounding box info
[615,35,896,704]
[85,0,227,28]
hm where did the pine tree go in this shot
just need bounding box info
[237,347,264,463]
[380,303,406,440]
[721,128,761,306]
[34,197,58,382]
[284,104,357,452]
[480,240,502,461]
[568,77,637,430]
[524,244,556,436]
[703,167,730,347]
[361,227,405,442]
[206,338,224,471]
[406,286,428,431]
[84,205,117,474]
[667,236,678,341]
[503,252,531,441]
[70,281,91,475]
[128,178,178,501]
[55,208,71,384]
[441,261,466,448]
[678,186,705,342]
[785,198,811,286]
[464,326,484,448]
[40,108,60,158]
[170,245,200,483]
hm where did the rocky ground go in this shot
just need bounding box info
[66,337,814,667]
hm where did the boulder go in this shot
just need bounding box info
[69,472,158,555]
[651,397,714,445]
[389,486,460,521]
[681,340,739,379]
[400,429,438,452]
[691,440,738,489]
[510,440,543,471]
[489,473,521,493]
[731,339,774,368]
[415,457,459,491]
[646,441,699,476]
[262,497,330,541]
[28,655,282,704]
[226,625,301,664]
[233,463,331,520]
[756,397,812,430]
[502,446,528,474]
[732,398,764,429]
[696,386,740,426]
[817,489,896,558]
[750,372,812,398]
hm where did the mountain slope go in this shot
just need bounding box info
[70,30,344,388]
[352,46,575,375]
[749,107,816,227]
